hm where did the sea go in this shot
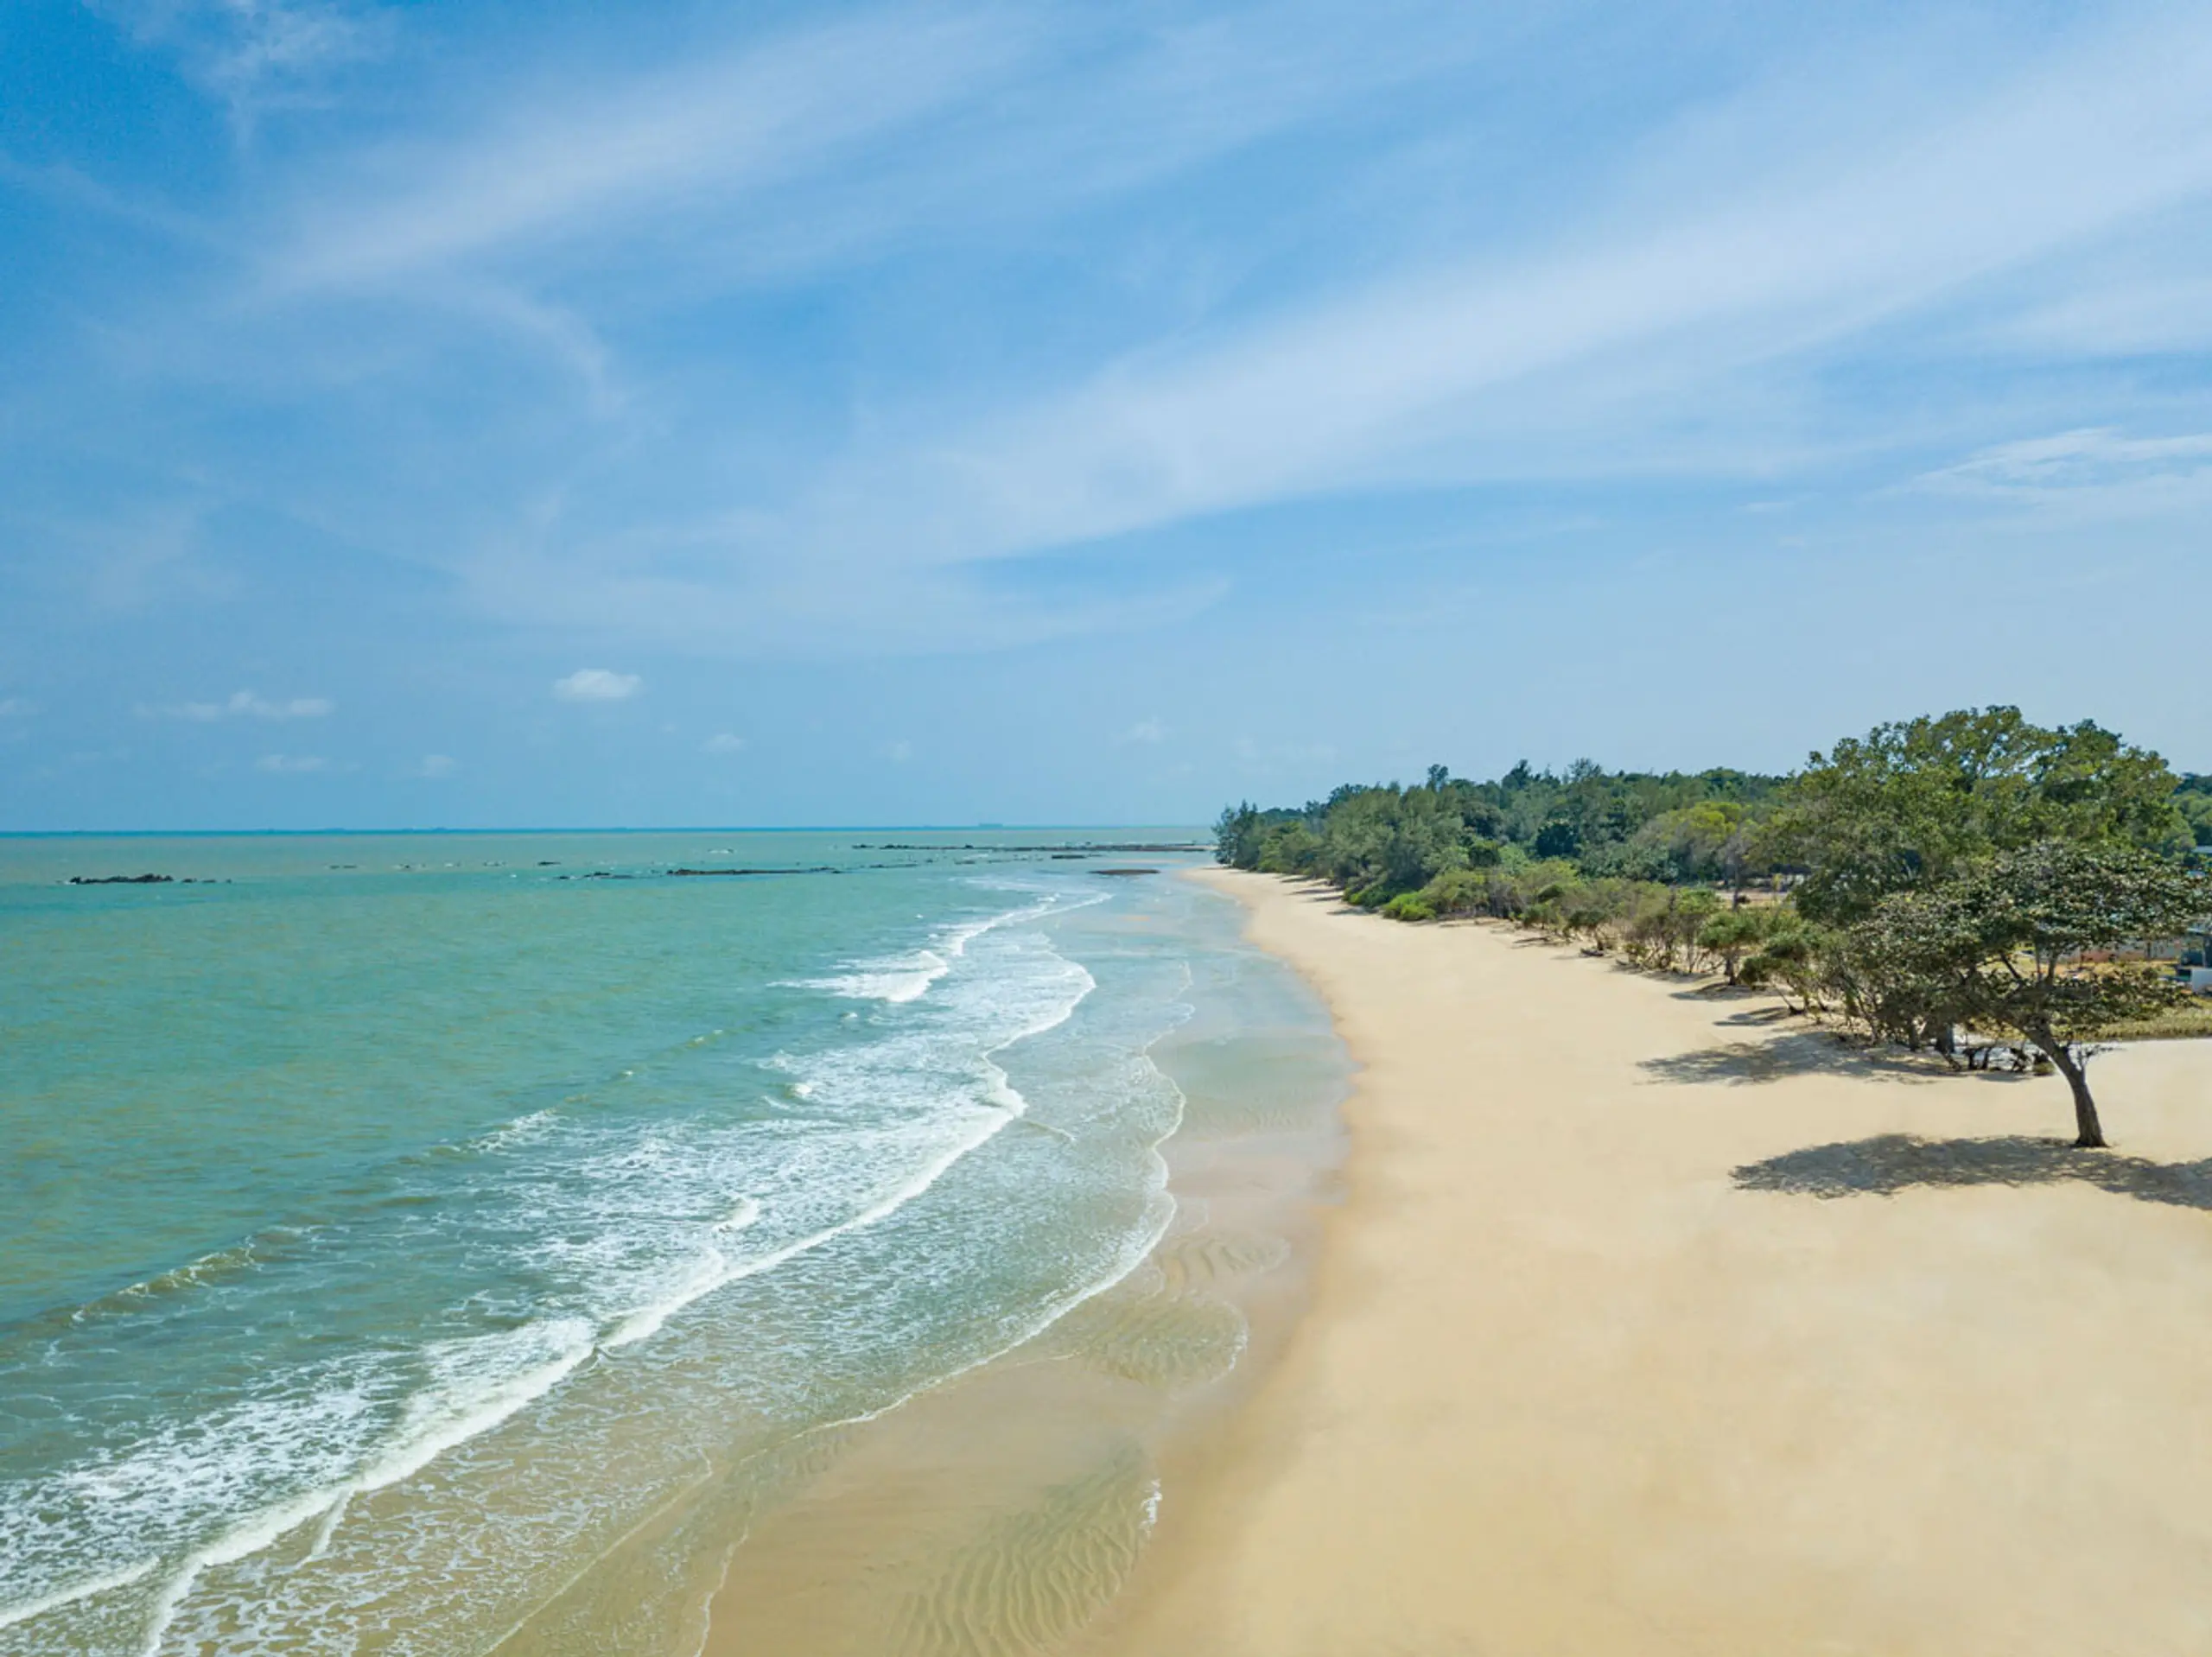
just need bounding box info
[0,831,1348,1656]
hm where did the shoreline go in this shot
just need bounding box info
[1088,868,2212,1654]
[677,871,1349,1657]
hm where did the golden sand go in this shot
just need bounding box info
[1089,870,2212,1656]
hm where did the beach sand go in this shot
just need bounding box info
[1087,869,2212,1656]
[683,887,1348,1657]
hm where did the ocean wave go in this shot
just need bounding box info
[0,882,1135,1650]
[779,892,1094,1005]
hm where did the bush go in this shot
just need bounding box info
[1380,893,1436,922]
[1417,867,1499,917]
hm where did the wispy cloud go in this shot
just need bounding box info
[551,668,640,702]
[143,689,334,720]
[777,10,2212,568]
[255,752,329,772]
[1915,428,2212,516]
[269,10,1033,295]
[0,698,33,718]
[17,2,2212,835]
[94,0,391,131]
[1986,276,2212,358]
[80,3,2212,660]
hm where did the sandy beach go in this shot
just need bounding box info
[1091,869,2212,1656]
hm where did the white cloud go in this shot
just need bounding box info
[1991,276,2212,358]
[1911,429,2212,520]
[270,10,1030,294]
[256,752,329,773]
[883,739,913,764]
[416,752,458,778]
[730,10,2212,573]
[1919,429,2212,492]
[143,689,334,720]
[551,668,641,702]
[701,732,747,754]
[94,0,390,130]
[1118,717,1166,744]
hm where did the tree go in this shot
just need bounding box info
[1855,842,2207,1147]
[2179,775,2212,852]
[1213,803,1262,867]
[1738,918,1829,1014]
[1698,907,1767,986]
[1774,708,2187,925]
[1632,799,1758,885]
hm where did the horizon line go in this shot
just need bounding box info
[0,823,1218,839]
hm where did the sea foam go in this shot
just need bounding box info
[0,886,1128,1653]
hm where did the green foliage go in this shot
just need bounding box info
[1213,759,1789,900]
[1211,708,2210,1142]
[1857,844,2206,1040]
[2180,775,2212,852]
[1737,917,1829,1012]
[1255,820,1322,874]
[1212,802,1262,869]
[1770,707,2188,925]
[1415,867,1504,917]
[1697,906,1770,985]
[1847,842,2209,1143]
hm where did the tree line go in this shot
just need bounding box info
[1215,708,2212,1148]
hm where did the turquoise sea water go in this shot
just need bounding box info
[0,831,1344,1655]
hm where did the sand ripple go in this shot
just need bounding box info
[888,1444,1157,1657]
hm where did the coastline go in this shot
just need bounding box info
[671,869,1350,1657]
[1089,868,2212,1655]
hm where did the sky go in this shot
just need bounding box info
[3,0,2210,830]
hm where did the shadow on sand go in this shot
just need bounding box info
[1641,1032,1947,1087]
[1733,1134,2212,1213]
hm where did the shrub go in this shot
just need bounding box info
[1417,867,1499,917]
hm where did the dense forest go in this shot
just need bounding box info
[1215,708,2212,1148]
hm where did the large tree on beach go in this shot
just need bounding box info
[1772,707,2188,926]
[1854,842,2208,1147]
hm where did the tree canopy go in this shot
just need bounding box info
[1217,707,2210,1146]
[1853,843,2205,1146]
[1770,708,2188,925]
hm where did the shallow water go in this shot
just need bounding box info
[0,831,1345,1654]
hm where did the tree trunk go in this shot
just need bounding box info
[2032,1031,2106,1148]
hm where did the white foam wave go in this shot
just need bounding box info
[5,879,1134,1648]
[472,1109,559,1153]
[0,1562,155,1635]
[593,940,1101,1362]
[130,1317,599,1654]
[780,892,1092,1006]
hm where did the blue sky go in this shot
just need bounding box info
[3,0,2210,829]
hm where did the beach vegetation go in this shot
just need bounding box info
[2180,774,2212,853]
[1769,708,2190,926]
[1737,917,1829,1014]
[1217,707,2212,1145]
[1843,843,2207,1146]
[1698,907,1769,987]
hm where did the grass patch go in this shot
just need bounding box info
[2102,1000,2212,1041]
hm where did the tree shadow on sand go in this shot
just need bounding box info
[1641,1032,1948,1087]
[1734,1134,2212,1213]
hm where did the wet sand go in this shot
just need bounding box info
[1088,870,2212,1656]
[678,893,1348,1657]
